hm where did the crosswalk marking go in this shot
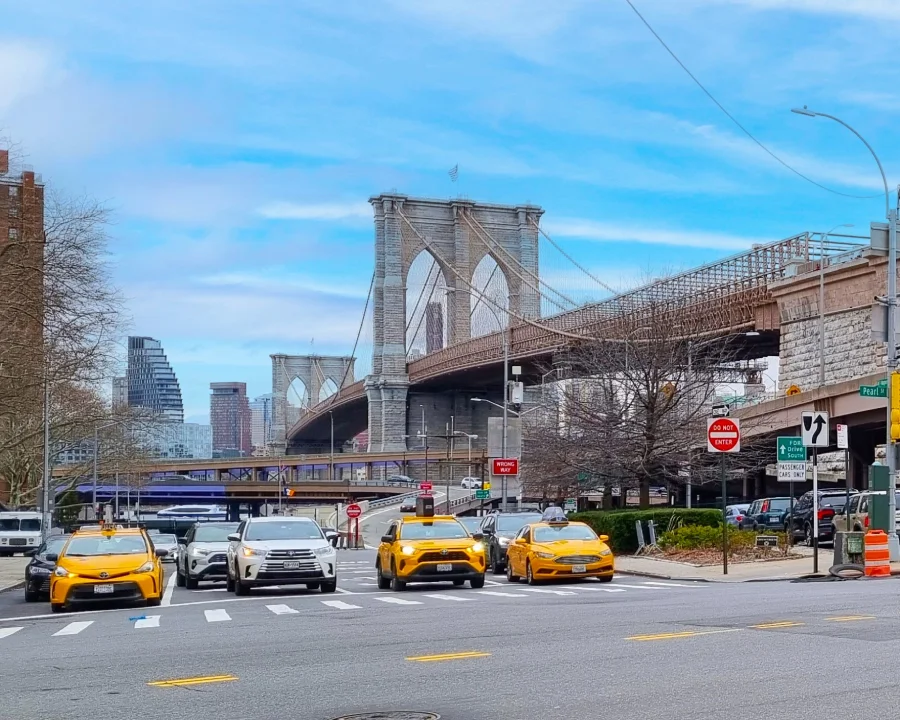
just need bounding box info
[267,604,299,615]
[375,597,422,606]
[483,579,504,586]
[520,588,578,596]
[425,593,473,602]
[610,583,664,590]
[204,609,231,623]
[477,591,525,598]
[0,627,22,640]
[134,615,160,629]
[53,621,93,636]
[321,600,362,610]
[643,581,696,588]
[577,586,626,593]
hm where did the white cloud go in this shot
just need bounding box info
[258,201,373,222]
[196,270,370,300]
[0,40,57,114]
[545,218,769,252]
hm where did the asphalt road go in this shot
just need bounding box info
[3,547,900,720]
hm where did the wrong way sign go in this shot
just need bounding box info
[707,417,741,453]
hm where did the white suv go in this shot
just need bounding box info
[460,477,482,489]
[226,517,337,595]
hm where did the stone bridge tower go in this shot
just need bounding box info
[366,194,543,452]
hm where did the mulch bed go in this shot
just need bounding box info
[654,548,804,565]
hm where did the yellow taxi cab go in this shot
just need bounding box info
[376,504,486,591]
[48,523,168,613]
[505,507,613,585]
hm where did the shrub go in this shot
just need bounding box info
[570,509,722,554]
[658,525,790,553]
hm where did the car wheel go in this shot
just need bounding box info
[598,574,613,583]
[804,523,814,547]
[50,603,65,613]
[24,586,39,603]
[306,583,320,590]
[491,549,503,574]
[452,579,465,586]
[185,572,198,590]
[376,562,390,590]
[234,575,249,596]
[526,561,538,585]
[320,580,337,593]
[390,561,406,591]
[225,570,235,592]
[175,565,185,587]
[506,561,520,583]
[470,575,485,589]
[146,596,161,607]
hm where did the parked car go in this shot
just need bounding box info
[832,490,900,533]
[746,497,793,531]
[23,534,70,602]
[786,490,857,546]
[724,504,751,529]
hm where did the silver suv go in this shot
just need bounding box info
[176,522,239,589]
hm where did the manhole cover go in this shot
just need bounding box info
[331,714,440,720]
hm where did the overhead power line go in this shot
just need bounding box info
[623,0,881,200]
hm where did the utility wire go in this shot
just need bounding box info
[623,0,881,200]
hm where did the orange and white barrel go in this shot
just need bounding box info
[864,529,891,578]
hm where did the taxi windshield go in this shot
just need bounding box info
[400,521,468,540]
[64,535,149,556]
[533,525,598,543]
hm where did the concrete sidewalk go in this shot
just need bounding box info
[614,549,886,582]
[0,557,28,593]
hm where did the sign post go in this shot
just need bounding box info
[346,503,362,550]
[707,418,741,575]
[776,435,806,541]
[801,411,830,573]
[837,423,850,540]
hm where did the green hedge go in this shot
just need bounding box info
[659,525,790,552]
[570,509,722,554]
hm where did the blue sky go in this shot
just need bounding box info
[2,0,899,423]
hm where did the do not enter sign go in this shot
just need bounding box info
[346,503,362,519]
[707,417,741,453]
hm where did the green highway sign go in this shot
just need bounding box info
[777,436,806,463]
[475,490,490,499]
[878,378,888,386]
[860,384,887,398]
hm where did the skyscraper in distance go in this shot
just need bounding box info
[210,382,251,456]
[249,394,273,456]
[126,337,184,423]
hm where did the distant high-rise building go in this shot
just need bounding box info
[249,394,273,456]
[137,422,212,460]
[112,377,128,409]
[126,337,184,423]
[210,382,251,455]
[425,301,444,354]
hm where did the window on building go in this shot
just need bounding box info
[8,228,17,240]
[8,206,17,218]
[8,186,17,197]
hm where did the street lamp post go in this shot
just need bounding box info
[792,106,898,558]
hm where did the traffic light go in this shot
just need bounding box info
[891,372,900,443]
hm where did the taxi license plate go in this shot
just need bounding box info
[436,563,452,572]
[94,584,114,594]
[571,564,586,574]
[284,561,300,569]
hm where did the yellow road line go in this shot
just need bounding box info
[406,651,492,662]
[147,674,238,688]
[626,629,740,642]
[826,615,877,622]
[751,621,805,629]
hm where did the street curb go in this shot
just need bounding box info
[616,569,802,583]
[0,581,24,595]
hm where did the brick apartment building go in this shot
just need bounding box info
[210,382,252,456]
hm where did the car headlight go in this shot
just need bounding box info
[242,546,265,557]
[498,536,510,546]
[401,545,416,556]
[31,566,50,575]
[54,567,77,578]
[134,561,155,574]
[600,548,612,556]
[535,551,555,559]
[190,547,210,557]
[472,542,484,553]
[314,545,335,556]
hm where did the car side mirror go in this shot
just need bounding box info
[515,538,527,544]
[381,534,393,543]
[599,534,610,543]
[472,532,484,541]
[155,548,169,558]
[482,528,493,535]
[45,553,58,562]
[227,533,240,542]
[177,538,186,544]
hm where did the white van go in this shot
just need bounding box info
[0,511,44,556]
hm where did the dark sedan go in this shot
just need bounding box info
[399,497,417,512]
[24,534,70,602]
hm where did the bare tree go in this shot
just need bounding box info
[523,303,770,508]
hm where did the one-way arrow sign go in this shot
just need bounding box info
[801,411,829,448]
